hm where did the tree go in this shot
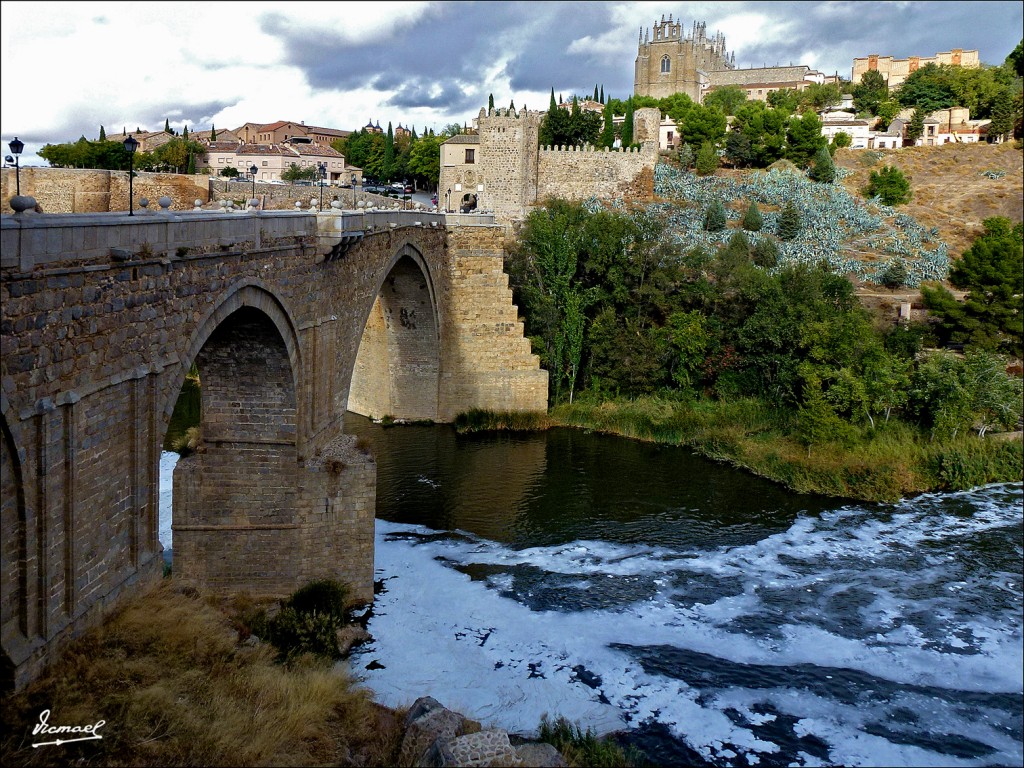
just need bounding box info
[724,128,754,168]
[703,85,747,116]
[281,163,318,181]
[752,237,779,268]
[897,63,957,112]
[922,217,1023,356]
[680,104,726,149]
[620,98,634,146]
[182,126,188,140]
[677,142,694,170]
[695,141,720,176]
[785,111,826,167]
[831,131,852,150]
[98,125,106,141]
[742,201,763,231]
[488,93,495,112]
[1007,38,1024,78]
[164,118,172,134]
[809,144,836,182]
[864,165,911,205]
[907,108,926,143]
[407,133,442,189]
[186,152,196,175]
[767,88,801,114]
[600,84,604,104]
[599,100,615,148]
[879,258,908,288]
[852,70,888,115]
[800,83,842,112]
[703,198,726,231]
[989,87,1016,141]
[874,100,902,130]
[383,122,396,180]
[210,125,217,141]
[778,201,802,241]
[220,166,239,178]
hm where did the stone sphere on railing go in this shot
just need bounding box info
[194,199,202,209]
[139,197,150,209]
[295,201,303,209]
[9,195,37,214]
[331,200,342,209]
[158,196,172,210]
[357,200,365,208]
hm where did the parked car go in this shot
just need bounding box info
[403,184,414,193]
[363,183,387,195]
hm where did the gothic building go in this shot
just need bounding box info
[634,15,734,101]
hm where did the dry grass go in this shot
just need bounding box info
[834,142,1023,259]
[0,582,404,767]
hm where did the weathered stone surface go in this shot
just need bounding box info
[439,729,522,767]
[401,700,472,767]
[0,212,547,691]
[514,743,568,767]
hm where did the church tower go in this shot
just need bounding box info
[634,15,733,102]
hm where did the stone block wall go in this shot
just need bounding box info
[536,143,657,204]
[438,226,548,420]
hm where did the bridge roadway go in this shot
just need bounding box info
[0,207,547,690]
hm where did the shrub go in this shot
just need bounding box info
[752,237,780,268]
[703,199,727,231]
[864,165,911,205]
[695,141,720,176]
[265,579,351,661]
[777,200,802,241]
[538,714,638,768]
[741,200,763,231]
[832,131,852,149]
[677,142,695,170]
[879,257,909,288]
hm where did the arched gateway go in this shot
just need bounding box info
[0,209,547,690]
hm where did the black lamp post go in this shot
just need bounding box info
[318,162,327,210]
[123,135,138,215]
[9,136,24,196]
[249,164,258,202]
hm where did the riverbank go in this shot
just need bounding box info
[0,581,631,768]
[456,398,1023,502]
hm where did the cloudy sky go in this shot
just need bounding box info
[2,1,1021,165]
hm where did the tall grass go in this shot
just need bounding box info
[551,397,1022,502]
[538,714,639,768]
[453,408,552,433]
[0,583,404,767]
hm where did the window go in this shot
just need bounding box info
[262,161,268,166]
[661,55,671,74]
[465,148,475,164]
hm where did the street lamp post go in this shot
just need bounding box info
[445,187,451,213]
[318,162,327,210]
[249,164,258,203]
[351,174,357,208]
[123,135,138,215]
[8,137,24,195]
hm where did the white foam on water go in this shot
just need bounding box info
[354,484,1023,767]
[158,450,178,550]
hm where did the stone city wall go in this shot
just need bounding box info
[1,167,209,213]
[536,144,657,204]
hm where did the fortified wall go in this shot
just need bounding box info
[0,167,209,213]
[440,107,660,224]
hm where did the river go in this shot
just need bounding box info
[159,414,1023,767]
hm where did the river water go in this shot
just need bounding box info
[159,415,1023,767]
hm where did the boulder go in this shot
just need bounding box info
[514,743,568,767]
[401,697,474,767]
[335,625,371,656]
[437,729,522,767]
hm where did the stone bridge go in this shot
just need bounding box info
[0,208,547,690]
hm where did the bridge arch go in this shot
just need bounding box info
[0,398,29,692]
[349,241,442,421]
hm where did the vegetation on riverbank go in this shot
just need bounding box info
[0,583,405,767]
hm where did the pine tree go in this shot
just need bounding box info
[384,122,395,180]
[703,199,726,231]
[99,125,106,141]
[186,153,196,175]
[907,108,925,143]
[678,143,695,170]
[621,98,634,147]
[809,144,835,183]
[122,127,126,136]
[742,201,763,231]
[695,141,719,175]
[182,126,189,140]
[549,88,557,111]
[488,93,495,113]
[778,201,802,241]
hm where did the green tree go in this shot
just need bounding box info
[383,122,396,180]
[220,166,239,178]
[778,201,802,241]
[186,152,195,175]
[488,93,495,113]
[599,100,615,148]
[989,87,1016,141]
[695,140,720,175]
[742,201,763,231]
[725,128,755,168]
[800,83,842,111]
[831,131,852,150]
[874,100,902,130]
[785,111,826,167]
[703,198,727,231]
[733,101,788,167]
[407,133,441,189]
[703,85,748,116]
[210,125,217,141]
[665,310,713,389]
[852,70,888,115]
[281,163,317,181]
[879,258,908,288]
[164,118,172,134]
[677,142,695,170]
[864,165,911,205]
[922,217,1023,356]
[1006,39,1024,77]
[752,237,779,268]
[907,108,926,143]
[897,63,957,112]
[767,88,801,114]
[620,98,634,146]
[809,144,836,182]
[98,125,106,141]
[680,104,726,149]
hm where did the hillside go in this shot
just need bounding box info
[833,142,1023,259]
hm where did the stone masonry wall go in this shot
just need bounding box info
[536,144,656,204]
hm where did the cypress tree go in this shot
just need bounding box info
[809,144,835,182]
[549,88,557,111]
[593,84,599,101]
[742,201,763,231]
[183,126,189,140]
[488,93,495,113]
[678,143,695,170]
[210,124,217,141]
[122,127,126,136]
[186,153,195,175]
[164,118,171,134]
[384,122,395,180]
[509,99,515,112]
[621,97,634,147]
[778,201,802,241]
[600,100,615,148]
[703,199,726,231]
[695,141,719,175]
[99,125,106,141]
[599,85,604,104]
